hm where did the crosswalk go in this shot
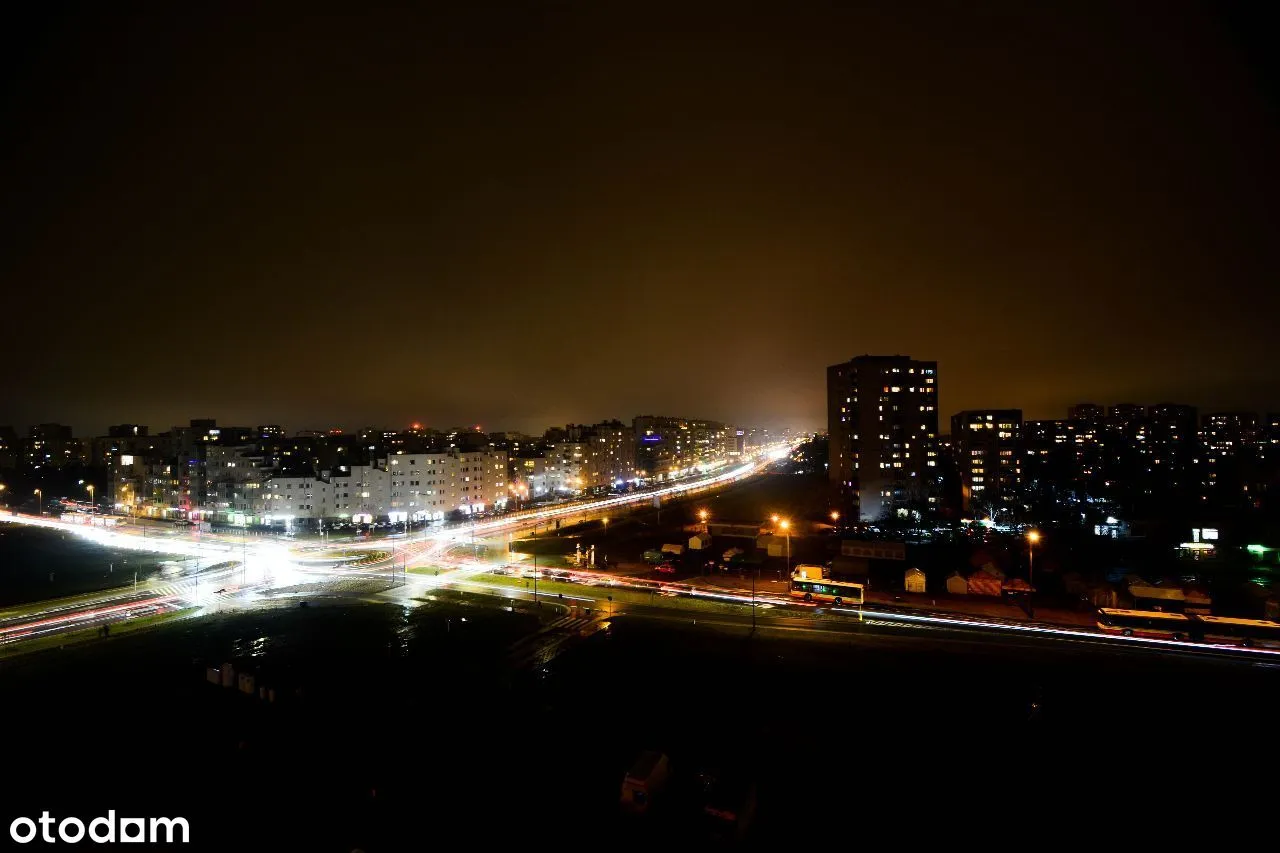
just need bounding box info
[543,614,598,634]
[507,613,603,669]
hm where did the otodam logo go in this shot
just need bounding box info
[9,811,189,845]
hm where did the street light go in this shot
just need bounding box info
[1027,530,1041,620]
[780,519,791,577]
[830,510,840,525]
[34,488,42,517]
[86,484,95,513]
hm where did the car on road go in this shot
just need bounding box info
[655,563,677,574]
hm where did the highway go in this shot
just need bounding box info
[0,446,783,648]
[432,563,1280,666]
[3,440,1277,666]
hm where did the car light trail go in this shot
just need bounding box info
[829,606,1280,655]
[0,595,181,644]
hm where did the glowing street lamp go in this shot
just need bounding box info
[1026,530,1041,620]
[830,510,840,525]
[34,488,42,517]
[780,518,791,576]
[86,483,95,513]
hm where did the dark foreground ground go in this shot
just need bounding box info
[2,600,1277,851]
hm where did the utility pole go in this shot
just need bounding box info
[533,552,538,605]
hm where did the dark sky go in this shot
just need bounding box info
[2,2,1278,436]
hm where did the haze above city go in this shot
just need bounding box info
[2,3,1278,435]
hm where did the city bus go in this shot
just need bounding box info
[1191,615,1280,649]
[790,578,864,606]
[1096,608,1193,640]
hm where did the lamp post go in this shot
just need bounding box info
[87,484,95,514]
[1027,530,1041,620]
[34,488,42,517]
[830,510,840,527]
[780,519,791,577]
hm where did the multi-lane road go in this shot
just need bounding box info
[3,444,1277,666]
[0,450,779,648]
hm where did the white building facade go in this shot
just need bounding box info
[256,450,508,524]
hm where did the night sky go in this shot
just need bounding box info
[2,3,1277,436]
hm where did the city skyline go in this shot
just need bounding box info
[3,3,1279,434]
[12,386,1280,440]
[2,5,1277,844]
[8,386,1280,441]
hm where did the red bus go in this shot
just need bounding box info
[1191,615,1280,649]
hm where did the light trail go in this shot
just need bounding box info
[0,595,182,645]
[829,606,1280,656]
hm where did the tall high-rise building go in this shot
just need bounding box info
[1201,412,1262,456]
[24,423,82,469]
[1143,404,1198,494]
[1266,413,1280,448]
[632,415,730,480]
[1199,411,1263,498]
[827,355,939,522]
[951,410,1022,512]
